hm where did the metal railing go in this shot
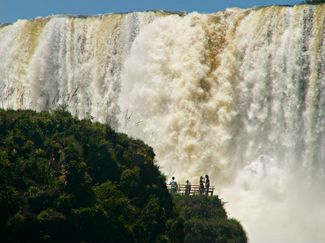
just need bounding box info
[167,184,215,196]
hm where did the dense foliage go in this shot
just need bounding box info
[0,109,179,242]
[173,195,247,243]
[0,109,247,242]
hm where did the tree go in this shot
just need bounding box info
[135,196,168,242]
[0,109,177,242]
[173,195,247,243]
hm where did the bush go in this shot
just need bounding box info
[173,195,247,243]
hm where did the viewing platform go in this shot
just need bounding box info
[167,184,215,196]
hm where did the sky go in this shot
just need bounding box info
[1,0,300,24]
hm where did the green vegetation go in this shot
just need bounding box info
[0,109,177,242]
[173,195,247,243]
[0,109,246,242]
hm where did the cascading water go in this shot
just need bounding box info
[0,5,324,243]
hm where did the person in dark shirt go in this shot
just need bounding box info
[199,176,204,195]
[205,175,210,196]
[185,180,191,195]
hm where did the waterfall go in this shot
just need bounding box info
[1,5,324,243]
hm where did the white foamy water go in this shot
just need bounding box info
[1,5,324,243]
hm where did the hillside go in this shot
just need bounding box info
[0,109,247,242]
[0,109,178,242]
[174,195,247,243]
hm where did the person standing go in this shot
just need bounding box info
[185,180,191,195]
[205,175,210,196]
[169,177,178,193]
[199,176,204,195]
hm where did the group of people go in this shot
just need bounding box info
[168,175,211,196]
